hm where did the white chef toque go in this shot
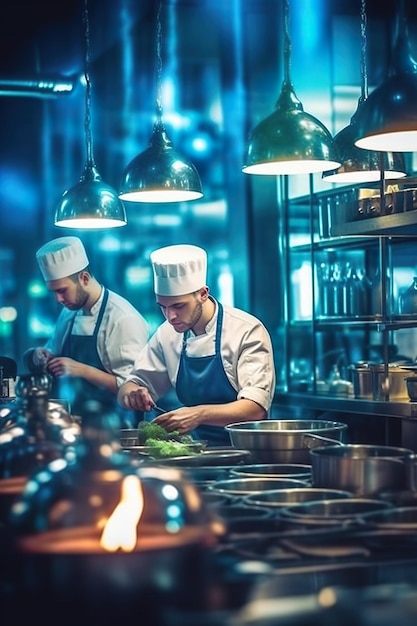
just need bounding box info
[150,244,207,296]
[36,236,89,282]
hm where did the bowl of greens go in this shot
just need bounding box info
[120,421,206,459]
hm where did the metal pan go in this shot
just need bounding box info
[148,448,252,467]
[310,444,414,496]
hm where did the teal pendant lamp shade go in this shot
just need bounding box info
[324,0,407,184]
[243,0,340,176]
[55,164,127,228]
[354,0,417,152]
[323,114,406,183]
[119,111,203,203]
[119,0,203,203]
[55,0,126,229]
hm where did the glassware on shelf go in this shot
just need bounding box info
[343,265,369,317]
[398,277,417,315]
[317,262,345,317]
[317,262,370,317]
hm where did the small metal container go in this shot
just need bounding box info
[405,377,417,401]
[348,363,410,400]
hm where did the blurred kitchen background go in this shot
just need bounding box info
[1,0,417,374]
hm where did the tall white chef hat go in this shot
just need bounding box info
[150,244,207,296]
[36,236,89,282]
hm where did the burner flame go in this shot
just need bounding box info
[100,475,144,552]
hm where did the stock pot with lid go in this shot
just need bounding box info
[348,362,410,400]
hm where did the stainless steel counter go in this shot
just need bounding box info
[273,392,417,419]
[273,392,417,451]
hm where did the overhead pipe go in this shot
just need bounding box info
[0,76,77,98]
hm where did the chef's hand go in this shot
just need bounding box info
[154,406,201,435]
[47,356,85,378]
[117,382,155,412]
[32,348,54,371]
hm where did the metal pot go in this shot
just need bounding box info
[310,444,414,496]
[348,363,410,400]
[405,453,417,490]
[225,420,348,464]
[405,377,417,401]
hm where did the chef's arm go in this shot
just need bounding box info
[154,398,267,434]
[47,357,118,394]
[196,398,267,426]
[23,347,54,372]
[117,381,154,412]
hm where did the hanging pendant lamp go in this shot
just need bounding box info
[119,1,203,203]
[323,0,407,183]
[242,0,340,176]
[55,0,126,229]
[354,0,417,152]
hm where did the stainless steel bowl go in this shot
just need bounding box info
[230,463,312,481]
[242,487,353,509]
[208,476,309,496]
[225,420,348,463]
[278,498,392,528]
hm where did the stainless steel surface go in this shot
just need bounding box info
[226,420,348,463]
[274,391,417,419]
[332,206,417,236]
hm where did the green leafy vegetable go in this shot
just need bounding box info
[137,421,174,444]
[137,421,195,445]
[145,438,196,459]
[136,421,204,458]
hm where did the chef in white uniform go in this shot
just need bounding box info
[117,244,276,445]
[24,236,149,421]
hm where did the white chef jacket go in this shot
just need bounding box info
[126,300,276,411]
[43,288,149,389]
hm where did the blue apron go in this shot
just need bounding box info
[53,288,116,416]
[176,301,236,446]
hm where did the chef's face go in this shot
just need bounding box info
[46,272,90,310]
[157,288,208,333]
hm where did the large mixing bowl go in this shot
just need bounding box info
[225,420,348,463]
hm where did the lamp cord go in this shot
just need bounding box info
[359,0,368,103]
[83,0,96,169]
[155,0,164,125]
[283,0,291,85]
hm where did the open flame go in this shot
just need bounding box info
[100,475,144,552]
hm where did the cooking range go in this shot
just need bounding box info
[3,429,417,626]
[166,478,417,626]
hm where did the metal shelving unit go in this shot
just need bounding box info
[275,177,417,447]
